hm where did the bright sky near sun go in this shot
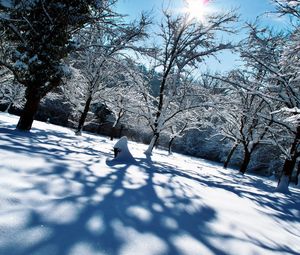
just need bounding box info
[116,0,288,72]
[117,0,283,24]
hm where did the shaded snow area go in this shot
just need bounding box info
[0,113,300,255]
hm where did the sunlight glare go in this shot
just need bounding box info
[184,0,210,22]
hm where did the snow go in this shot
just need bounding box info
[0,112,300,255]
[288,1,300,8]
[110,136,135,163]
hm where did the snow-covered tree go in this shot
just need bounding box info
[99,64,144,140]
[270,0,300,191]
[0,0,115,130]
[67,15,150,135]
[0,67,25,112]
[143,10,237,155]
[164,108,203,155]
[236,21,299,191]
[213,70,274,173]
[272,0,300,20]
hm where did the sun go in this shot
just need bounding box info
[184,0,210,22]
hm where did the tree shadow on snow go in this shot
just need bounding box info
[0,124,220,255]
[0,124,299,255]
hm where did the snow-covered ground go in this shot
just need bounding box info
[0,113,300,255]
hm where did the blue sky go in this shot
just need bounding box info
[116,0,288,72]
[117,0,285,24]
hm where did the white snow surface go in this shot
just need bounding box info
[0,113,300,255]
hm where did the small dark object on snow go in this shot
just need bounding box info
[114,148,121,158]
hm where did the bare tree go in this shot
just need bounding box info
[68,15,150,135]
[164,108,203,155]
[212,70,274,173]
[270,0,300,191]
[272,0,300,20]
[232,21,299,191]
[99,63,143,140]
[143,10,237,155]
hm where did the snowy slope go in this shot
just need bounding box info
[0,113,299,255]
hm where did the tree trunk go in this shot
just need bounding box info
[276,157,297,193]
[239,149,251,174]
[168,137,175,155]
[119,125,124,138]
[110,126,117,141]
[145,133,159,155]
[16,88,41,131]
[276,159,297,193]
[295,161,300,186]
[224,143,238,169]
[75,95,92,136]
[110,115,122,141]
[276,126,300,191]
[5,102,13,113]
[282,159,297,179]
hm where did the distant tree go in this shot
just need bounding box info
[157,73,216,155]
[67,15,150,135]
[164,108,203,155]
[98,61,144,140]
[0,67,25,112]
[213,70,274,173]
[0,0,114,130]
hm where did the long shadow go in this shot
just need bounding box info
[153,158,300,222]
[0,136,222,255]
[2,155,298,255]
[144,159,300,254]
[0,123,300,254]
[0,126,111,170]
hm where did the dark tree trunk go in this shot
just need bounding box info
[282,159,297,178]
[110,109,124,140]
[154,133,160,147]
[239,149,251,174]
[168,137,175,154]
[295,161,300,186]
[277,159,296,188]
[75,95,92,135]
[110,126,117,141]
[16,77,60,131]
[119,125,124,138]
[110,120,120,141]
[278,126,300,186]
[224,143,238,169]
[16,88,41,131]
